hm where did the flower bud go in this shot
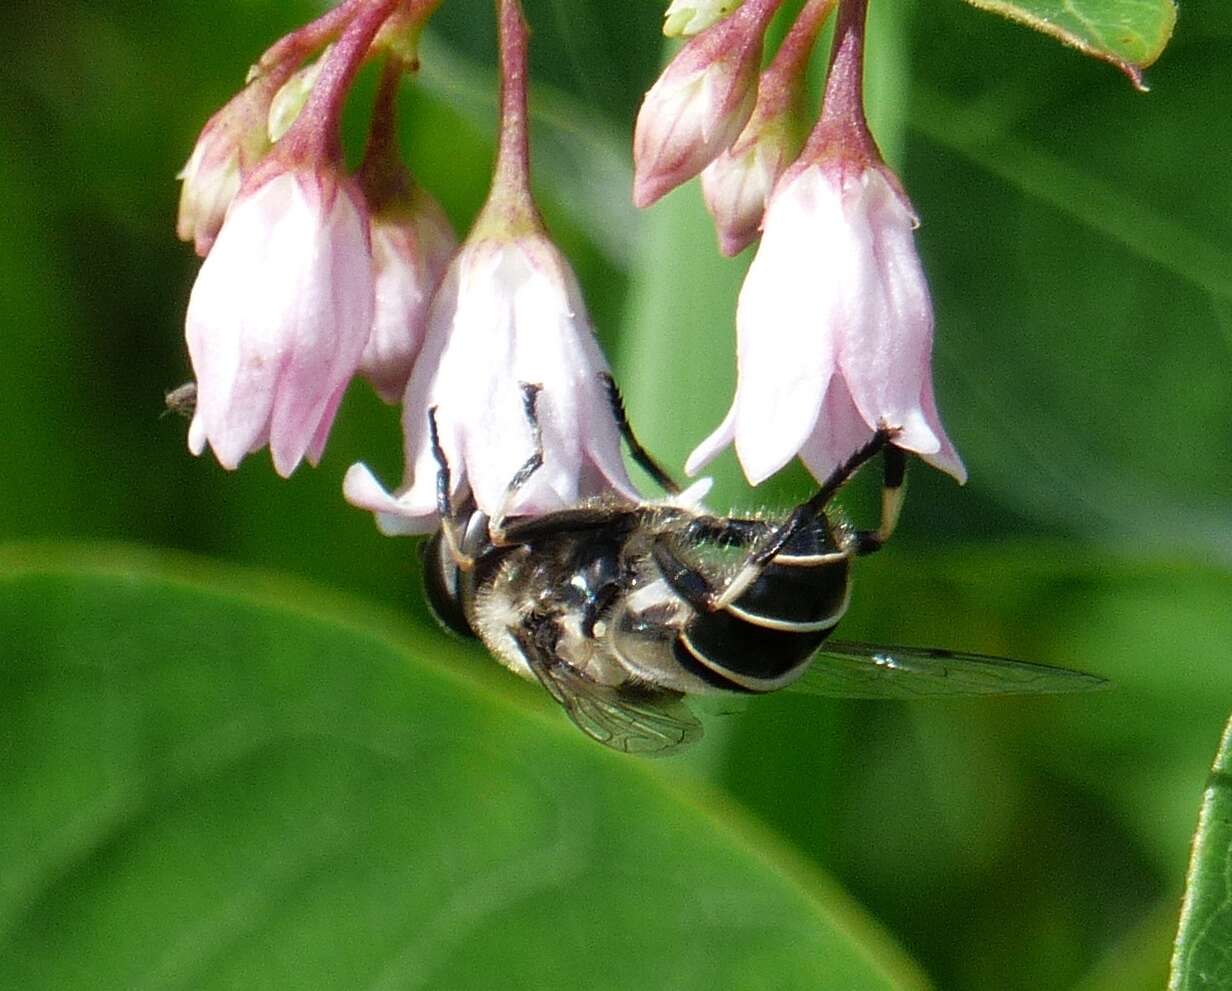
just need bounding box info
[663,0,745,37]
[359,186,457,403]
[633,0,781,208]
[177,77,278,257]
[701,113,799,255]
[185,163,375,476]
[267,53,327,143]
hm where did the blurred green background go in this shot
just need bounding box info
[2,0,1229,988]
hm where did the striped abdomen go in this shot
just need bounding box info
[670,524,852,693]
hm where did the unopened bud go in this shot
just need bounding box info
[634,0,782,208]
[267,52,328,143]
[663,0,745,37]
[177,77,278,256]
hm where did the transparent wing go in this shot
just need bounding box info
[791,639,1108,700]
[513,630,702,757]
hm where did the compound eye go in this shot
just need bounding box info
[422,531,474,639]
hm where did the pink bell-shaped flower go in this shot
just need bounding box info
[687,163,964,484]
[344,231,638,533]
[346,0,638,534]
[185,162,375,477]
[183,0,404,476]
[688,0,964,486]
[358,192,456,403]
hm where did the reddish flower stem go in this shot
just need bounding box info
[802,0,880,167]
[478,0,544,235]
[757,0,835,117]
[358,58,410,209]
[257,0,371,75]
[282,0,402,163]
[492,0,532,208]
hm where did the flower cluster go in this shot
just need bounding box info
[174,0,966,544]
[635,0,965,486]
[177,0,638,529]
[180,0,457,477]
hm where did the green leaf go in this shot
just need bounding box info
[720,544,1232,990]
[959,0,1177,87]
[1170,714,1232,991]
[0,543,927,991]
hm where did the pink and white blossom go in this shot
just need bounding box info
[686,162,965,485]
[632,0,782,208]
[344,232,638,534]
[358,188,456,402]
[186,163,374,477]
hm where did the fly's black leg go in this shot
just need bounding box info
[428,406,475,569]
[652,534,722,612]
[710,430,896,609]
[650,437,896,615]
[852,444,907,555]
[490,383,546,543]
[601,372,680,495]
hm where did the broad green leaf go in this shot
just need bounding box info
[960,0,1177,87]
[1170,714,1232,991]
[721,545,1232,991]
[0,543,927,991]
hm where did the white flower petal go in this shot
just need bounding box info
[684,403,736,476]
[342,463,438,535]
[185,166,373,476]
[351,233,639,534]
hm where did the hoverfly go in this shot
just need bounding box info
[422,375,1105,756]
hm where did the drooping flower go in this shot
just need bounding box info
[344,232,638,533]
[184,0,403,475]
[687,0,964,486]
[633,0,783,208]
[359,190,456,403]
[700,0,833,256]
[345,0,637,534]
[186,162,375,476]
